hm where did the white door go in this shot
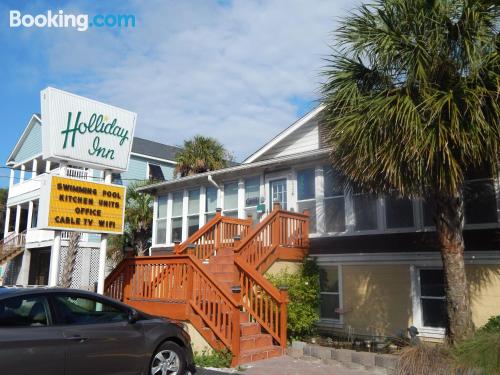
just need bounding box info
[269,178,287,210]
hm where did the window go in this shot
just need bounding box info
[223,182,238,217]
[53,295,127,325]
[319,266,341,321]
[385,194,414,229]
[171,191,183,243]
[187,189,200,237]
[31,200,39,228]
[464,179,498,224]
[422,197,436,227]
[245,176,260,223]
[205,186,218,222]
[148,164,165,182]
[324,166,345,232]
[111,173,123,185]
[297,169,316,233]
[419,269,447,328]
[0,295,50,327]
[353,188,378,231]
[155,195,168,244]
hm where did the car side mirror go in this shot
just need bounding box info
[128,309,140,324]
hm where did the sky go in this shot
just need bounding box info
[0,0,358,186]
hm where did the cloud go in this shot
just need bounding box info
[17,0,359,160]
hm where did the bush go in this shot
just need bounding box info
[478,315,500,333]
[394,343,455,375]
[193,348,232,368]
[453,331,500,375]
[267,258,320,340]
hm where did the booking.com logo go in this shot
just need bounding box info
[9,10,135,32]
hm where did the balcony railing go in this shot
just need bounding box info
[66,167,90,180]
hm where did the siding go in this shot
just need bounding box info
[13,121,42,163]
[119,155,174,187]
[257,118,319,161]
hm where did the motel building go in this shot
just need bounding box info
[0,90,181,291]
[141,105,500,341]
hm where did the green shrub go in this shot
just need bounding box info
[478,315,500,333]
[267,258,320,340]
[193,348,232,368]
[453,331,500,375]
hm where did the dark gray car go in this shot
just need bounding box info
[0,287,195,375]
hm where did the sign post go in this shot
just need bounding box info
[97,170,112,294]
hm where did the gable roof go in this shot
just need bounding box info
[131,137,182,162]
[243,104,325,164]
[6,114,182,166]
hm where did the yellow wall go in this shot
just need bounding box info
[185,322,212,353]
[467,264,500,329]
[265,260,301,276]
[341,264,412,337]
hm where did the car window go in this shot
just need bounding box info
[53,295,128,325]
[0,295,50,327]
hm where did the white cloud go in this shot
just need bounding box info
[43,0,357,160]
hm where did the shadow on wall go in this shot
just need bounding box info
[341,265,412,338]
[467,264,500,328]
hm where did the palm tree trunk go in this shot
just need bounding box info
[435,192,474,343]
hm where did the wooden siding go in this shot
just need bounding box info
[12,121,42,163]
[118,155,174,186]
[257,118,319,161]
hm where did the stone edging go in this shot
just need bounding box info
[288,341,398,374]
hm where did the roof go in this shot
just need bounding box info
[243,104,325,164]
[131,137,182,162]
[138,148,329,194]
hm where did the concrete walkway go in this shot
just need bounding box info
[242,356,376,375]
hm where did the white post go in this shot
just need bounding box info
[48,161,67,287]
[181,190,189,241]
[238,179,245,219]
[27,201,34,230]
[45,160,51,173]
[4,207,11,237]
[97,170,112,294]
[14,205,21,234]
[20,165,25,183]
[199,186,206,227]
[32,159,38,178]
[9,169,14,187]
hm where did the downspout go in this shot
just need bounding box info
[208,174,219,189]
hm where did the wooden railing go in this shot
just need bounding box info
[104,254,241,355]
[235,257,288,348]
[236,203,309,269]
[0,230,27,263]
[175,210,252,260]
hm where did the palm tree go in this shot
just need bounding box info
[125,181,153,256]
[321,0,499,343]
[175,135,231,177]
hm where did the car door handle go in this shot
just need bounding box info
[65,335,88,343]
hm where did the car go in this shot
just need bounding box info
[0,287,195,375]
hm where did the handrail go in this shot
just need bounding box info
[175,211,252,260]
[234,257,288,347]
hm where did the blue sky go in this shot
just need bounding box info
[0,0,357,187]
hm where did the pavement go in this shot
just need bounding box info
[195,355,376,375]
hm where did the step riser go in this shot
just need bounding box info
[241,323,261,336]
[240,335,273,350]
[207,264,235,273]
[237,347,283,365]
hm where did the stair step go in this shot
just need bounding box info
[240,322,261,336]
[217,248,235,256]
[212,272,238,281]
[237,346,283,365]
[240,311,249,323]
[209,255,234,264]
[207,263,235,273]
[240,333,273,350]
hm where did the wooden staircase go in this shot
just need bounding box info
[0,231,27,265]
[105,203,309,366]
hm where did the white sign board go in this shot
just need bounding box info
[41,87,137,172]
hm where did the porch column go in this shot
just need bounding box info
[315,166,325,233]
[14,204,21,234]
[19,165,25,183]
[181,190,189,241]
[48,161,67,287]
[32,159,38,178]
[97,170,112,294]
[199,186,206,227]
[4,207,11,237]
[166,193,173,244]
[27,201,34,230]
[238,179,245,219]
[45,160,51,173]
[9,168,14,187]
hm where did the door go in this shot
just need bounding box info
[28,248,51,285]
[52,293,145,375]
[0,294,66,375]
[269,178,287,210]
